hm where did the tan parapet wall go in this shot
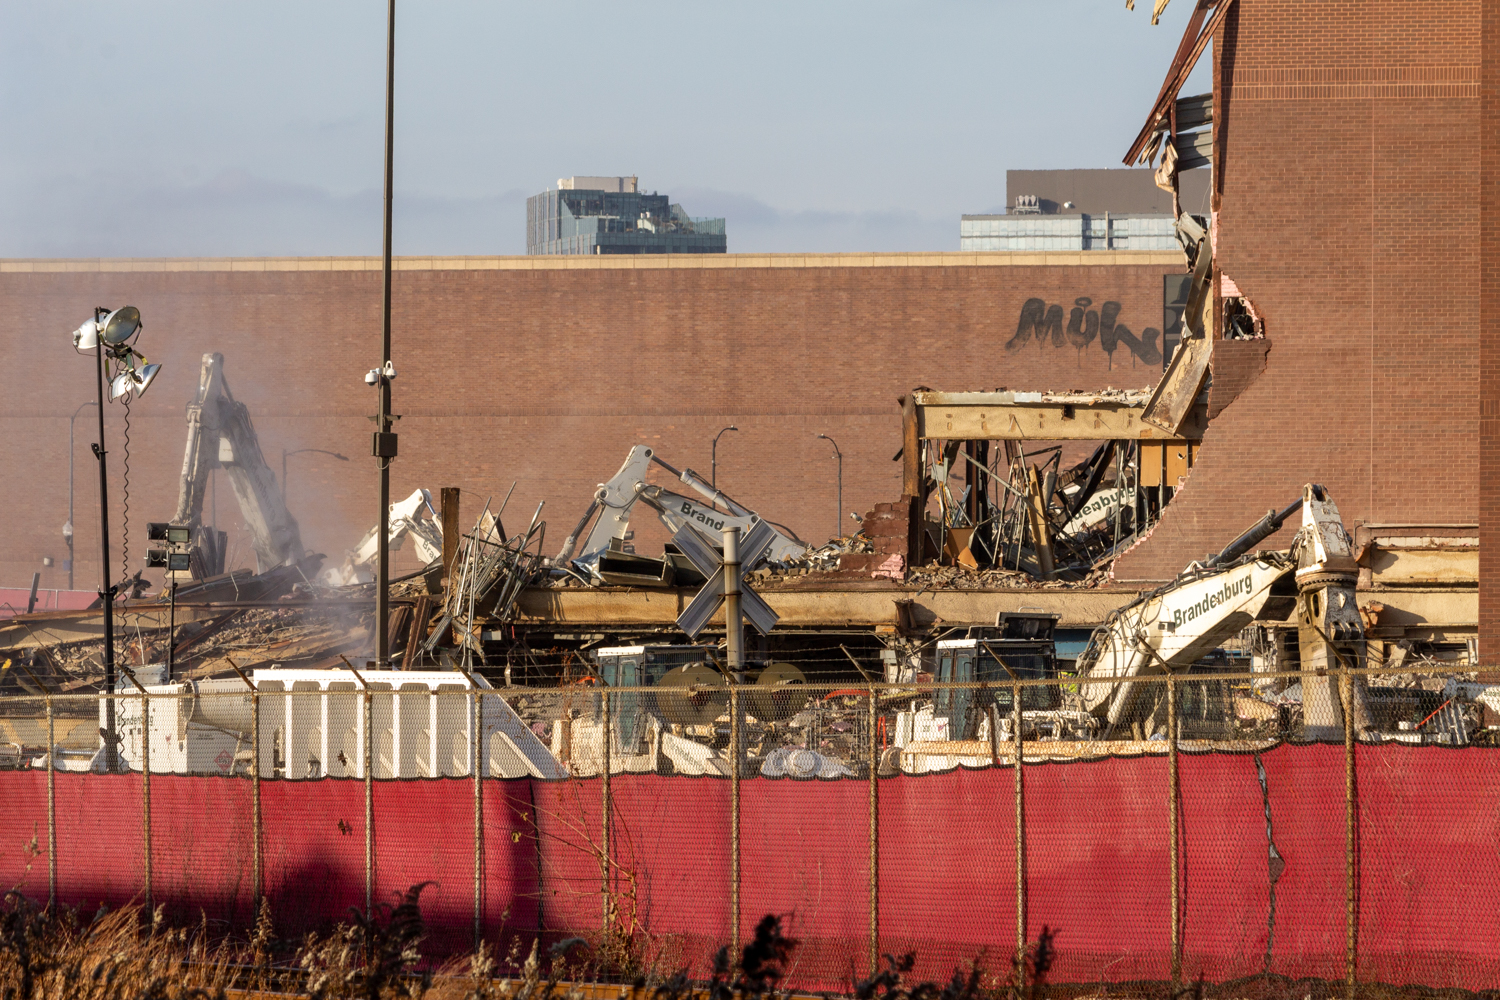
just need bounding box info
[0,249,1184,273]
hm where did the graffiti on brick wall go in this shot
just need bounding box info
[1007,297,1162,368]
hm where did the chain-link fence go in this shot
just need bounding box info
[0,663,1496,994]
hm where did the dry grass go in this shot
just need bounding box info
[0,886,1056,1000]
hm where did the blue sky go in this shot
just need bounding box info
[0,1,1209,256]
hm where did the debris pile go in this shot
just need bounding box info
[423,501,548,665]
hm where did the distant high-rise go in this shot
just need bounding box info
[526,177,727,255]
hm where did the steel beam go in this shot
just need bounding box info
[912,390,1207,442]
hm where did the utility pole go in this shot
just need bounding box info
[373,0,398,667]
[712,425,738,492]
[723,526,743,683]
[67,401,96,592]
[817,433,844,541]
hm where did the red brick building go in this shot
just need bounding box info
[1110,0,1484,603]
[0,252,1178,591]
[2,1,1488,639]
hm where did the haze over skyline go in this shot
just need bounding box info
[0,1,1208,257]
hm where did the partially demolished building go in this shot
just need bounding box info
[0,0,1487,667]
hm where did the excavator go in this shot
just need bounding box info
[555,445,807,584]
[319,489,444,587]
[171,353,441,589]
[1076,483,1373,739]
[172,353,307,578]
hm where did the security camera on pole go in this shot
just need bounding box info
[368,0,398,669]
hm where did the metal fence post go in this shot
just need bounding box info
[251,682,261,910]
[1343,666,1357,1000]
[142,687,152,913]
[365,685,374,916]
[729,684,741,950]
[601,685,611,932]
[474,687,484,950]
[46,695,56,911]
[1167,672,1181,992]
[1014,674,1026,982]
[868,686,879,977]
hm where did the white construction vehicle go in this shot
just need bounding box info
[555,445,807,584]
[319,488,443,586]
[1076,483,1373,738]
[172,353,305,576]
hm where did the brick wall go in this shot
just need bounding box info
[0,253,1179,591]
[1206,339,1270,421]
[1483,0,1500,659]
[1113,0,1482,582]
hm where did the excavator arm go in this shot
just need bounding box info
[555,445,807,579]
[319,489,443,587]
[1078,550,1297,726]
[1078,483,1372,733]
[172,353,305,575]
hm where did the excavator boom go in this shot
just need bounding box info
[556,445,807,580]
[1078,483,1371,734]
[173,353,304,575]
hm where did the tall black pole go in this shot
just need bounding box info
[93,335,117,770]
[375,0,396,668]
[166,581,176,683]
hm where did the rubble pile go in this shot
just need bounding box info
[904,564,1111,591]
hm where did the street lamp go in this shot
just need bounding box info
[64,401,96,591]
[711,425,738,491]
[70,305,161,772]
[816,433,843,542]
[283,448,349,502]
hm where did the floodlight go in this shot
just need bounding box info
[72,318,100,351]
[166,526,191,545]
[109,370,134,401]
[147,522,170,541]
[108,358,161,400]
[133,362,161,395]
[167,551,191,572]
[146,549,169,568]
[99,306,142,347]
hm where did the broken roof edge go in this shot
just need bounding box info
[1122,0,1233,167]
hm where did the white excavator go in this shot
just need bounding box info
[318,488,444,587]
[172,353,306,576]
[1077,483,1373,739]
[555,445,808,584]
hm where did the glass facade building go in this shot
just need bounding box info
[526,185,727,255]
[959,213,1178,252]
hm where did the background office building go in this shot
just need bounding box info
[960,167,1210,252]
[526,176,727,255]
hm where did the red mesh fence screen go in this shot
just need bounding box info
[6,681,1500,994]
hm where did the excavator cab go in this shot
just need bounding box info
[592,644,719,749]
[933,617,1060,740]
